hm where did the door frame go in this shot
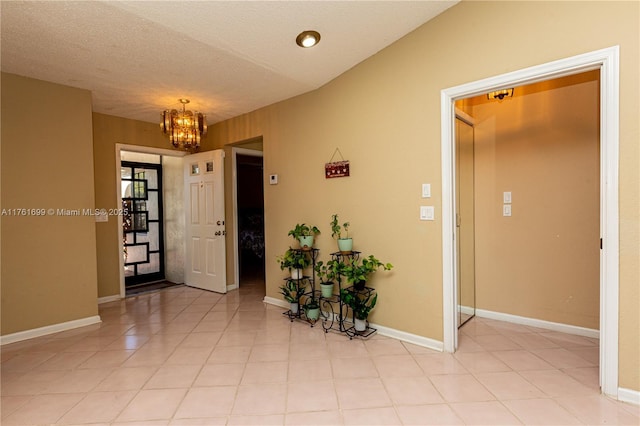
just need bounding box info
[440,46,619,396]
[115,144,187,299]
[231,147,264,289]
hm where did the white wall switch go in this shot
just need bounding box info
[269,174,278,185]
[95,213,108,223]
[420,206,435,221]
[421,183,431,198]
[503,191,512,204]
[503,204,512,216]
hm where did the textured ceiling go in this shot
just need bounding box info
[1,1,458,125]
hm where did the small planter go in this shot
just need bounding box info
[353,280,366,291]
[298,236,314,250]
[290,302,299,314]
[337,238,353,253]
[306,307,320,320]
[290,268,303,280]
[354,318,367,332]
[320,282,334,298]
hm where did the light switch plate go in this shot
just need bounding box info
[420,206,435,221]
[269,174,278,185]
[503,204,512,216]
[503,191,512,204]
[421,183,431,198]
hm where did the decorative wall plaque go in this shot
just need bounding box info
[325,148,350,179]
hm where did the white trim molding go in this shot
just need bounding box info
[475,309,599,339]
[263,297,443,352]
[0,315,102,346]
[264,296,289,309]
[618,388,640,406]
[441,46,620,397]
[98,295,121,305]
[373,324,443,352]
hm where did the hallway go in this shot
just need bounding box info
[1,281,638,425]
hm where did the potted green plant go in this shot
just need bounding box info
[304,296,320,321]
[342,255,393,291]
[277,248,311,279]
[315,259,342,298]
[280,279,304,314]
[288,223,321,250]
[330,214,352,253]
[340,289,378,332]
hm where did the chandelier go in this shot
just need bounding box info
[160,99,207,151]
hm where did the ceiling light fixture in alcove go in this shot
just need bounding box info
[487,88,515,101]
[296,30,321,48]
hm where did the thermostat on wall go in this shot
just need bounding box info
[269,174,278,185]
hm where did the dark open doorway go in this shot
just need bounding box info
[236,154,265,282]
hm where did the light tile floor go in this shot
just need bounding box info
[1,280,638,425]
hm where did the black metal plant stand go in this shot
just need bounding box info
[320,251,377,339]
[282,248,320,326]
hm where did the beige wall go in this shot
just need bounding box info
[470,72,600,329]
[1,73,98,334]
[208,1,639,391]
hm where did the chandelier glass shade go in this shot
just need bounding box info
[160,99,207,151]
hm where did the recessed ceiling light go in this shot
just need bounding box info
[296,30,321,48]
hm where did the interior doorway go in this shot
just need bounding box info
[452,70,601,334]
[233,147,265,287]
[116,146,187,298]
[441,46,620,397]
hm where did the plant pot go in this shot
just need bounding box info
[306,307,320,320]
[353,279,366,291]
[320,282,334,298]
[290,302,299,314]
[354,318,367,332]
[290,268,303,280]
[337,238,353,253]
[298,236,314,250]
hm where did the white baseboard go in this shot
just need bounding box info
[98,294,121,304]
[618,387,640,406]
[264,296,289,309]
[475,309,599,339]
[227,283,239,291]
[0,315,102,346]
[263,296,443,351]
[373,323,443,352]
[459,305,475,316]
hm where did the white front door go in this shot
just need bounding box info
[184,150,226,293]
